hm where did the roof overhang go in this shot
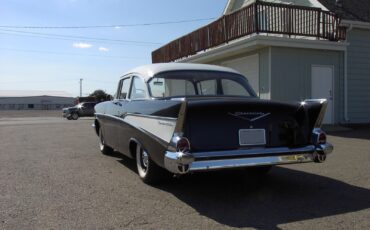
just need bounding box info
[341,20,370,29]
[223,0,328,15]
[179,35,348,63]
[223,0,236,15]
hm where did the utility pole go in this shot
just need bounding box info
[79,78,83,97]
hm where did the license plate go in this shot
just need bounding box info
[239,129,266,146]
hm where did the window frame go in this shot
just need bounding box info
[116,76,132,100]
[147,70,257,98]
[129,76,149,100]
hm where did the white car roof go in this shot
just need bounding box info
[121,63,241,82]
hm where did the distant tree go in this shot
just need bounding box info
[89,90,112,101]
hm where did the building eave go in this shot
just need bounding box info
[178,35,348,63]
[223,0,236,15]
[341,20,370,29]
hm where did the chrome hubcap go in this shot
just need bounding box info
[141,150,149,169]
[99,131,104,149]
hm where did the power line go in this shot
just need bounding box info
[0,29,161,46]
[0,18,216,29]
[0,47,148,60]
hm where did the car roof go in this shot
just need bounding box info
[121,63,241,82]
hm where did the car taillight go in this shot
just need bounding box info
[176,137,190,153]
[318,132,327,144]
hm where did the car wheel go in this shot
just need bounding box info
[99,128,113,155]
[136,144,170,185]
[72,113,79,120]
[66,116,72,120]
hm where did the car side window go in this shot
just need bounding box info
[119,78,131,99]
[221,79,248,96]
[197,79,217,95]
[130,77,147,99]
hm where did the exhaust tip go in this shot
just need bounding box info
[314,152,326,163]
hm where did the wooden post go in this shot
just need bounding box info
[255,0,260,34]
[317,9,321,39]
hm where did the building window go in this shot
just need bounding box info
[9,104,15,109]
[28,104,34,109]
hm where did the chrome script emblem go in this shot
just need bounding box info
[228,112,270,122]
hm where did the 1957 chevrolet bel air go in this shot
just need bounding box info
[93,63,333,184]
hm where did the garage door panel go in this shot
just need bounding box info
[221,54,259,95]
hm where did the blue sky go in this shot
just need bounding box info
[0,0,227,96]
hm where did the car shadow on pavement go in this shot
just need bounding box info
[114,154,370,229]
[156,167,370,229]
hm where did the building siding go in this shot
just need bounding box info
[258,48,270,99]
[270,47,344,123]
[347,28,370,123]
[205,48,270,99]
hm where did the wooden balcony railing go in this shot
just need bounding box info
[152,1,347,63]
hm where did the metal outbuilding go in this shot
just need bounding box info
[0,90,75,110]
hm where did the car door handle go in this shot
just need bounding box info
[113,101,122,106]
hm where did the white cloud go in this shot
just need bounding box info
[73,42,92,49]
[98,47,109,52]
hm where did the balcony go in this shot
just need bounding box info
[152,1,347,63]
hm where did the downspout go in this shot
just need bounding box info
[344,23,353,122]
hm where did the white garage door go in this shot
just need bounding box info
[221,54,259,95]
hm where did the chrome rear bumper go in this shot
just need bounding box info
[164,143,333,174]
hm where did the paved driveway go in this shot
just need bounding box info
[0,116,369,229]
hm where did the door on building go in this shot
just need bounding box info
[311,65,334,124]
[221,54,259,96]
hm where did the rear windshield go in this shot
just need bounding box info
[148,70,256,98]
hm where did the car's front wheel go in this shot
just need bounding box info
[136,144,170,184]
[71,113,79,120]
[99,128,113,155]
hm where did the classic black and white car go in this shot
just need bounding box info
[93,63,333,184]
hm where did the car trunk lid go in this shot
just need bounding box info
[182,97,319,152]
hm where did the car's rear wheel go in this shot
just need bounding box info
[99,128,113,155]
[66,116,72,120]
[72,113,79,120]
[136,144,170,184]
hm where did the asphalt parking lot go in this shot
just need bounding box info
[0,112,369,229]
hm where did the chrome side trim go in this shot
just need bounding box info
[124,113,177,121]
[95,112,177,121]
